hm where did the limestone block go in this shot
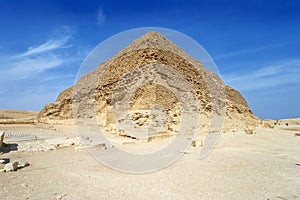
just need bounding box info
[191,140,202,147]
[0,131,4,148]
[4,162,18,172]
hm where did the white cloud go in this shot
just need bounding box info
[223,60,300,92]
[0,25,84,111]
[0,25,76,79]
[97,8,106,26]
[19,38,71,57]
[17,26,73,57]
[8,55,63,78]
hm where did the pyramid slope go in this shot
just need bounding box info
[38,31,260,132]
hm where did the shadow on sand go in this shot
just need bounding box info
[1,143,18,154]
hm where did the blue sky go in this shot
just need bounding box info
[0,0,299,120]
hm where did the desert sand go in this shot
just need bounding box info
[0,110,299,200]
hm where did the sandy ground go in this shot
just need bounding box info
[0,110,38,119]
[0,110,38,125]
[0,124,299,200]
[0,111,299,199]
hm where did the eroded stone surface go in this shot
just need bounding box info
[45,137,81,148]
[0,131,4,149]
[38,31,260,135]
[4,161,18,172]
[3,160,30,172]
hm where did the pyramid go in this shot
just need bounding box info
[38,32,260,136]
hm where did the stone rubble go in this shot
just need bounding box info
[3,161,18,172]
[44,137,81,148]
[1,160,30,172]
[244,128,255,134]
[191,140,203,147]
[17,160,30,168]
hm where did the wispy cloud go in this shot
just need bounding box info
[222,59,300,92]
[17,25,73,57]
[97,7,106,26]
[0,25,76,79]
[7,55,63,78]
[213,42,292,61]
[19,38,71,57]
[0,25,79,108]
[0,25,80,110]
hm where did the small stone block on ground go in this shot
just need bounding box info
[4,162,18,172]
[17,160,30,168]
[245,129,254,134]
[191,140,202,147]
[0,131,5,148]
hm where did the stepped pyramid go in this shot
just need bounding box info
[38,32,260,136]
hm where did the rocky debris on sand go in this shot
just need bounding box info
[17,160,30,168]
[14,137,82,152]
[191,140,202,147]
[74,142,106,151]
[44,137,81,148]
[294,132,300,137]
[261,120,277,128]
[18,141,56,152]
[245,128,255,134]
[3,161,18,172]
[2,160,30,172]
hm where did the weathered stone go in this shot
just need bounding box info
[17,160,30,168]
[262,120,276,128]
[106,112,116,125]
[147,132,173,142]
[110,138,136,145]
[4,161,18,172]
[74,142,106,151]
[18,141,56,152]
[0,159,5,164]
[37,31,260,133]
[191,140,202,147]
[0,131,5,149]
[245,129,254,134]
[294,132,300,137]
[4,134,37,142]
[45,137,81,148]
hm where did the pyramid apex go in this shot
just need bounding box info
[115,31,177,56]
[142,31,167,38]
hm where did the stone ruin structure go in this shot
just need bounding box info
[38,32,260,141]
